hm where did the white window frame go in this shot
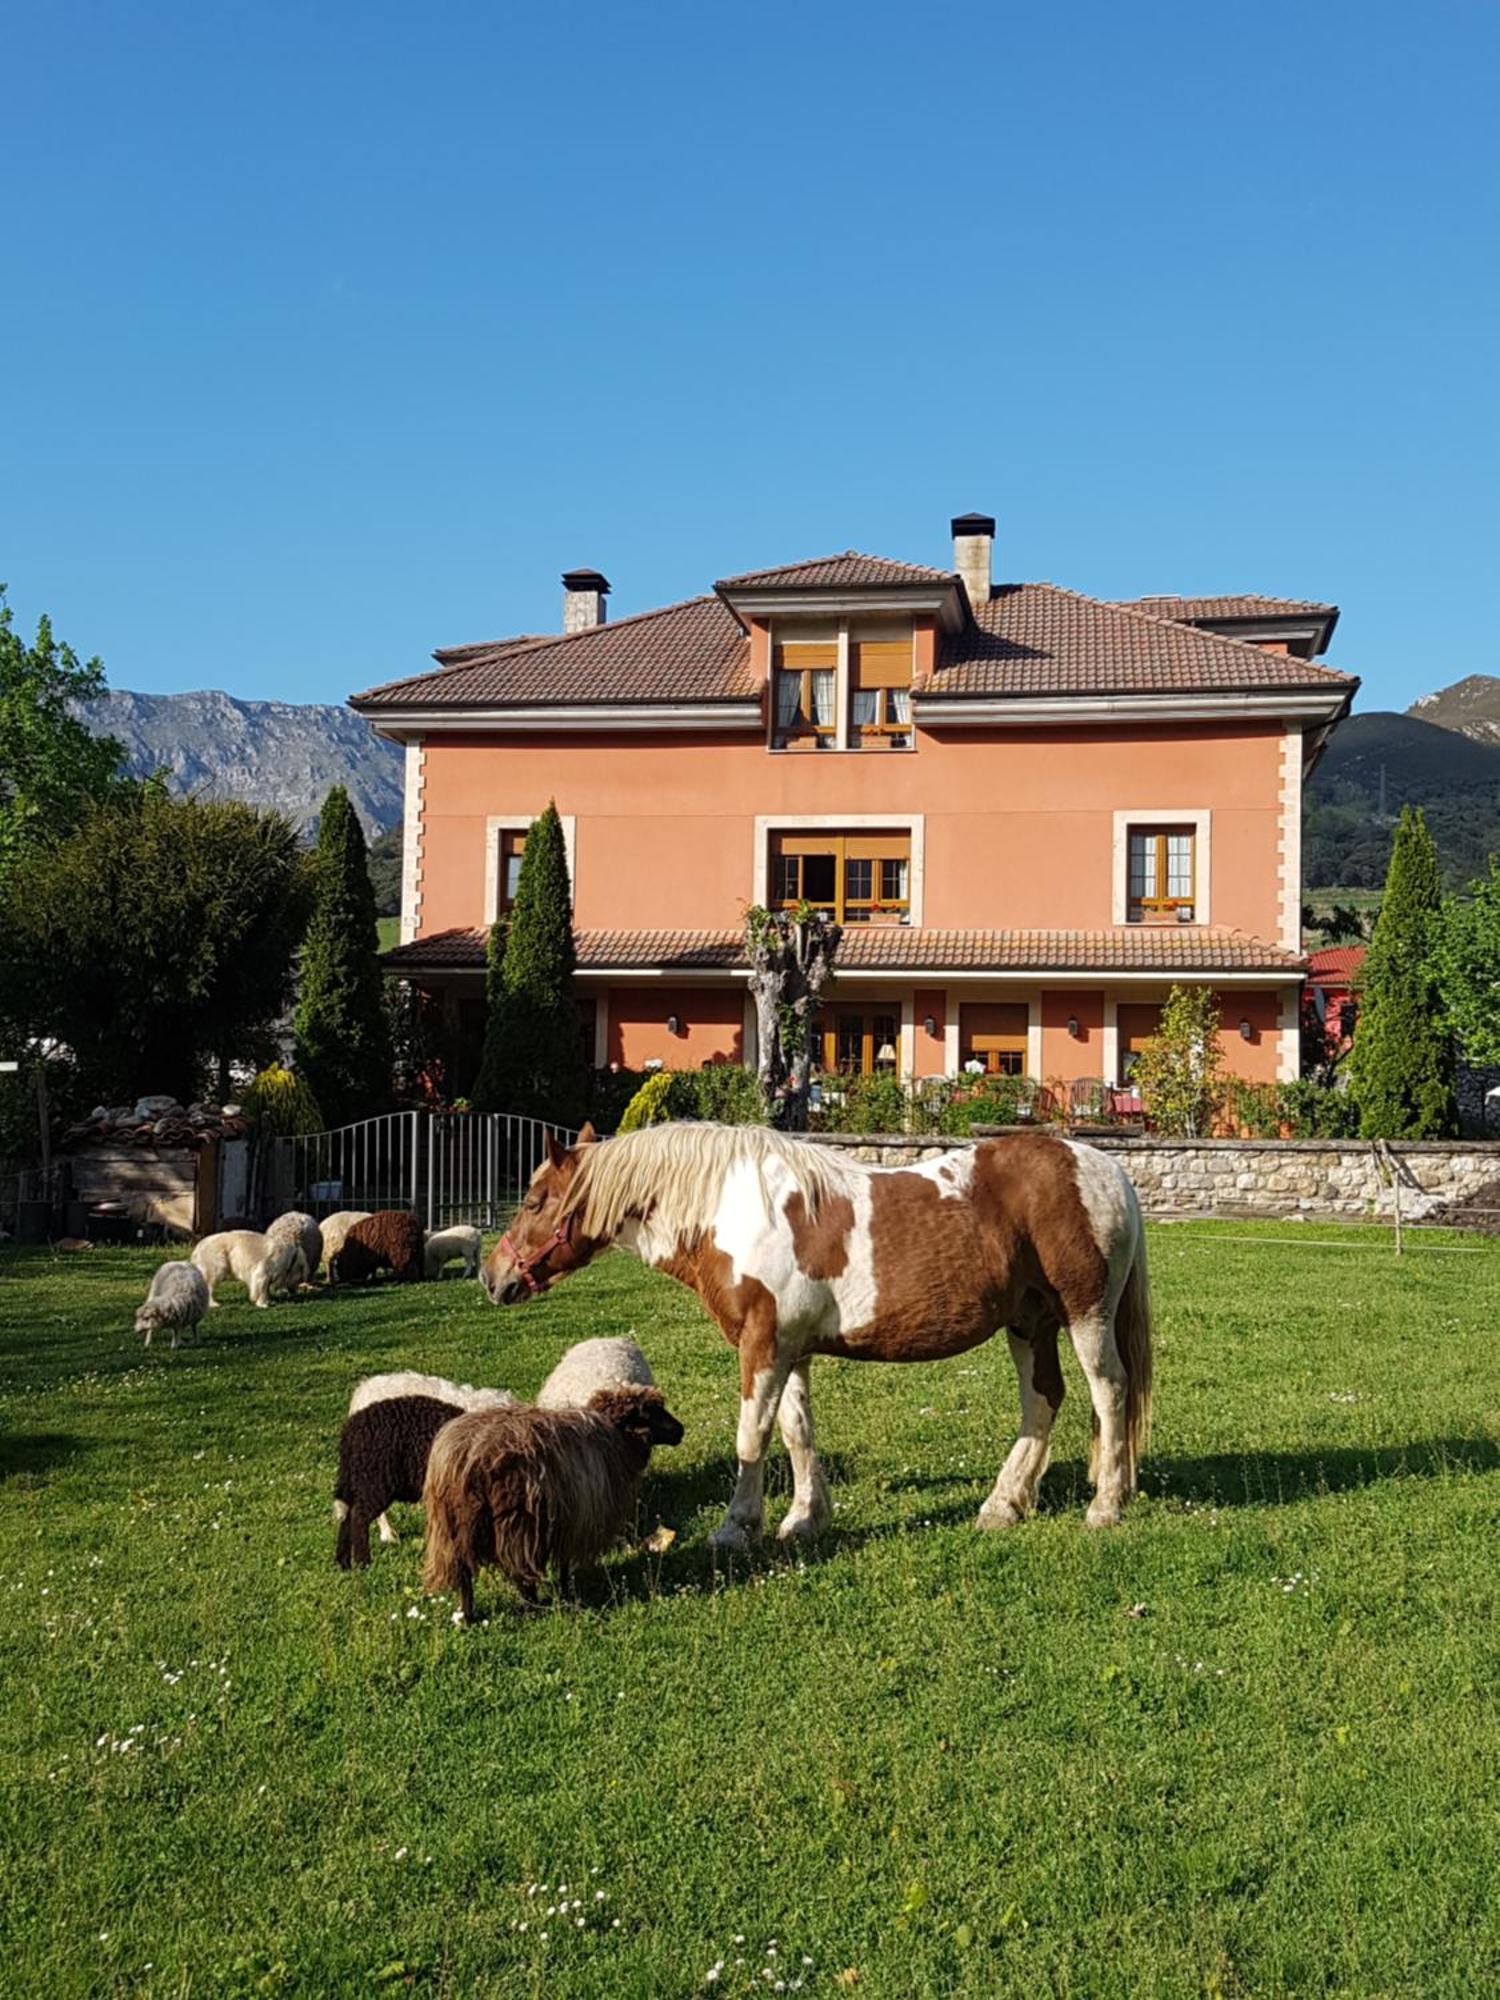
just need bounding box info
[752,813,926,926]
[1112,809,1211,926]
[483,813,578,924]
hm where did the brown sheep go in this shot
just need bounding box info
[421,1387,685,1619]
[333,1395,462,1568]
[328,1209,425,1285]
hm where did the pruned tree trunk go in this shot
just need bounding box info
[744,907,840,1130]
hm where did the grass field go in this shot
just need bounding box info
[2,1226,1497,1999]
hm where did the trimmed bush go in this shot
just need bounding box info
[616,1065,769,1133]
[242,1064,324,1137]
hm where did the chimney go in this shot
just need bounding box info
[950,513,995,611]
[562,568,610,633]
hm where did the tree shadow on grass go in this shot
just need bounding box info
[0,1433,88,1484]
[1140,1434,1500,1509]
[572,1432,1500,1609]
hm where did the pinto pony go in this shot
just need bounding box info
[482,1121,1153,1544]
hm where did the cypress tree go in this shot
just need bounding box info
[470,916,511,1109]
[470,803,587,1123]
[293,787,392,1125]
[1350,806,1455,1138]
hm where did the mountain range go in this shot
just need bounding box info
[82,688,403,836]
[1305,675,1500,890]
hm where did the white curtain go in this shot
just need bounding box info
[811,670,835,727]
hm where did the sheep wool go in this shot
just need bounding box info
[319,1211,372,1281]
[424,1224,483,1280]
[346,1371,515,1543]
[191,1230,270,1308]
[536,1336,654,1411]
[264,1210,320,1285]
[334,1395,463,1569]
[421,1387,685,1620]
[135,1261,211,1349]
[330,1210,425,1286]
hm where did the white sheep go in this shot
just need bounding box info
[424,1223,483,1280]
[191,1230,271,1308]
[536,1336,655,1411]
[135,1261,211,1349]
[344,1370,516,1543]
[320,1211,372,1284]
[265,1210,320,1285]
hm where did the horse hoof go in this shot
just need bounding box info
[776,1508,828,1543]
[1085,1499,1123,1529]
[709,1520,758,1552]
[975,1498,1026,1531]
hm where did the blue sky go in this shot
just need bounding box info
[2,1,1494,715]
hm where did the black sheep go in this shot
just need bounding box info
[334,1394,462,1568]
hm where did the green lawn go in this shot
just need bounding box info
[2,1227,1497,1999]
[377,916,400,954]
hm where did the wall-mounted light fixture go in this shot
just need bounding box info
[666,1014,681,1037]
[1239,1017,1253,1041]
[1066,1015,1081,1039]
[922,1014,938,1038]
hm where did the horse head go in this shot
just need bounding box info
[481,1122,601,1305]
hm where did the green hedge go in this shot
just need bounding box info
[616,1066,769,1133]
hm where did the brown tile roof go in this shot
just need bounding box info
[926,583,1353,699]
[351,597,756,710]
[1117,594,1336,624]
[352,570,1354,712]
[384,925,1303,975]
[716,552,956,590]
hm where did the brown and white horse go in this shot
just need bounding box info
[482,1121,1153,1545]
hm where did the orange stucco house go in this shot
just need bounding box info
[352,515,1356,1095]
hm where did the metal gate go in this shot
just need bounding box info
[267,1111,577,1230]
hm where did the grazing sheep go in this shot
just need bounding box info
[264,1210,320,1285]
[135,1261,211,1349]
[536,1335,654,1411]
[422,1387,686,1619]
[191,1229,270,1308]
[424,1224,483,1281]
[320,1210,372,1282]
[346,1371,515,1544]
[334,1396,462,1568]
[329,1210,425,1286]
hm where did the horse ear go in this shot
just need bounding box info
[544,1130,568,1169]
[577,1120,598,1146]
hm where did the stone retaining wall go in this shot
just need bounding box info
[806,1131,1500,1223]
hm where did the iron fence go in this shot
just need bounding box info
[268,1111,578,1231]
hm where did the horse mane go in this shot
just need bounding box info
[563,1122,859,1245]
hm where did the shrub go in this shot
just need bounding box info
[617,1072,678,1133]
[824,1072,910,1135]
[586,1066,649,1134]
[616,1065,768,1133]
[242,1064,324,1136]
[1275,1077,1362,1139]
[1133,986,1225,1138]
[937,1076,1031,1135]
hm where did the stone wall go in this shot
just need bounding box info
[806,1131,1500,1223]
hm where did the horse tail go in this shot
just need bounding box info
[1116,1223,1154,1481]
[1087,1215,1154,1486]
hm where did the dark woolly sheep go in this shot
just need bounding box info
[421,1387,685,1620]
[334,1394,462,1568]
[328,1209,425,1286]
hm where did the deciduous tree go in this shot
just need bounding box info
[0,586,124,882]
[0,785,313,1105]
[1132,984,1225,1138]
[1432,858,1500,1067]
